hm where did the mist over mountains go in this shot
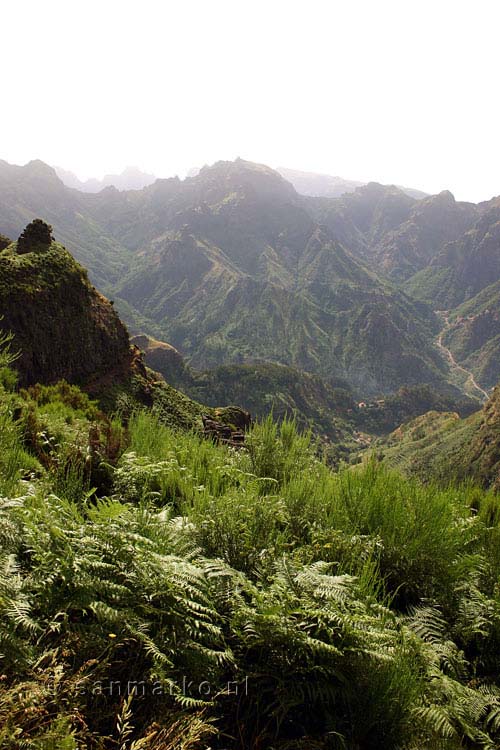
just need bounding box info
[276,166,429,200]
[2,157,500,749]
[53,162,430,200]
[1,156,499,399]
[54,165,157,193]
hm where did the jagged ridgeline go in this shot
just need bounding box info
[0,159,457,396]
[2,158,500,399]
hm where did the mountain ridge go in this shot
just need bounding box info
[277,165,429,200]
[54,165,157,193]
[0,157,499,399]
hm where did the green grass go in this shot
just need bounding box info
[2,377,500,748]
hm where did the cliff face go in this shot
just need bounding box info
[131,334,190,386]
[0,222,251,439]
[0,232,131,388]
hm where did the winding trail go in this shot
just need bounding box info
[435,310,490,401]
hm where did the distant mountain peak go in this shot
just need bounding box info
[200,158,289,180]
[357,181,408,197]
[24,160,62,184]
[26,158,57,173]
[54,165,156,193]
[277,166,428,200]
[192,159,298,202]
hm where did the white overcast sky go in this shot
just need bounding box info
[2,0,499,202]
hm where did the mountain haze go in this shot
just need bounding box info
[0,157,499,399]
[277,166,428,200]
[106,159,448,393]
[54,165,157,193]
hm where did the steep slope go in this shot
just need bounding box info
[0,226,131,388]
[441,281,500,390]
[356,384,478,435]
[131,334,190,385]
[109,161,449,394]
[308,182,417,258]
[372,191,477,281]
[307,183,497,390]
[375,383,500,490]
[1,157,496,398]
[0,160,132,290]
[131,333,357,444]
[0,221,248,434]
[312,185,477,281]
[405,198,500,307]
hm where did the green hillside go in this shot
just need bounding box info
[0,159,454,397]
[108,161,448,394]
[441,281,500,389]
[374,383,500,490]
[1,158,499,400]
[133,334,478,464]
[0,216,500,749]
[0,221,247,435]
[2,342,500,747]
[405,199,500,308]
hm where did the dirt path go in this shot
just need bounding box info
[435,311,490,401]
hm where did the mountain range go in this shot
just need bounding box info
[54,165,157,193]
[2,223,500,750]
[276,166,429,200]
[0,156,499,403]
[0,220,484,472]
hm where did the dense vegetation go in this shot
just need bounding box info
[133,335,478,461]
[372,382,500,491]
[0,159,453,396]
[356,384,478,435]
[131,335,357,447]
[1,166,499,748]
[0,230,131,388]
[2,331,500,749]
[2,159,500,401]
[440,284,500,390]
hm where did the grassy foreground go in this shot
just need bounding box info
[1,341,500,748]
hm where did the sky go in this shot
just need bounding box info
[2,0,499,202]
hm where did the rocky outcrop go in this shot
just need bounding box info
[202,412,250,447]
[0,225,131,388]
[202,406,251,446]
[0,222,253,442]
[131,334,191,387]
[17,218,54,255]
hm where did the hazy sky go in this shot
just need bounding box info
[2,0,499,202]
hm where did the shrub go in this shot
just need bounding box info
[22,380,99,420]
[16,218,53,254]
[1,380,500,747]
[244,415,315,490]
